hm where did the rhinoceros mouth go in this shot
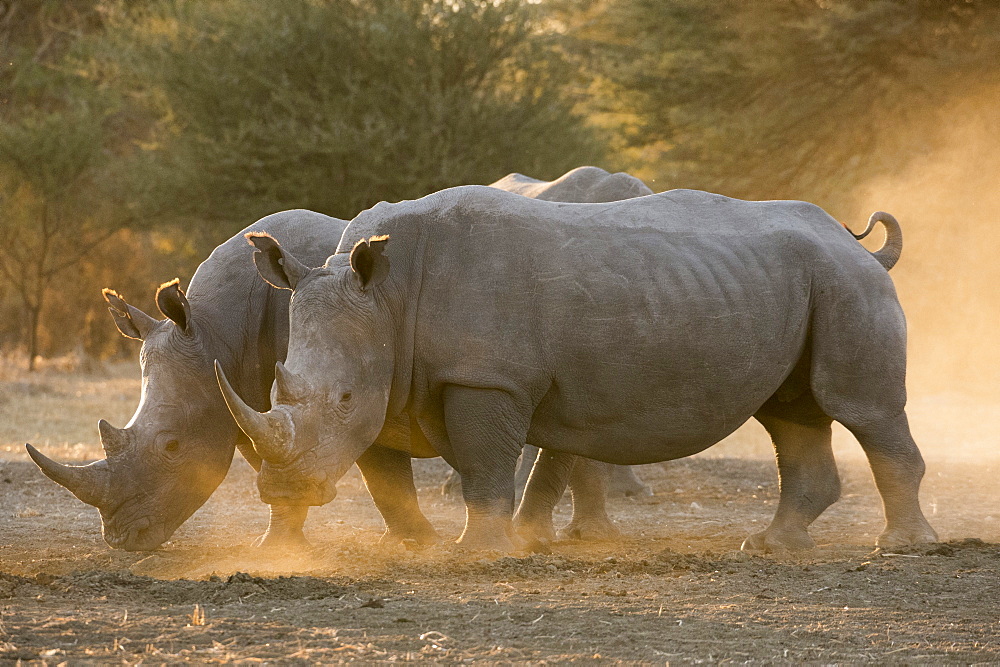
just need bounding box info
[256,461,337,507]
[102,515,161,551]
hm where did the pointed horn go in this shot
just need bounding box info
[25,443,110,508]
[274,361,311,403]
[215,361,292,461]
[98,419,127,457]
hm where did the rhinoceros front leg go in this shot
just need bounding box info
[742,415,840,552]
[356,444,439,546]
[443,385,528,552]
[254,504,310,549]
[845,412,938,548]
[440,445,537,499]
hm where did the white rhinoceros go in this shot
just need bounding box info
[220,185,936,553]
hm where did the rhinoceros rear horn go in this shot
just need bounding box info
[98,419,127,457]
[25,443,110,508]
[215,361,293,462]
[245,233,311,290]
[274,361,312,405]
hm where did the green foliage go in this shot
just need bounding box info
[0,39,135,367]
[550,0,1000,209]
[100,0,604,226]
[3,0,1000,364]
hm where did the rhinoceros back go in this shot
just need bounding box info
[186,209,348,409]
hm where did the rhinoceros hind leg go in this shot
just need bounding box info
[843,412,938,548]
[444,385,529,553]
[253,504,310,549]
[743,413,839,553]
[356,445,440,546]
[606,465,652,498]
[558,458,621,541]
[513,448,573,544]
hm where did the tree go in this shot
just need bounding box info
[546,0,1000,211]
[0,0,145,369]
[0,91,135,369]
[97,0,606,230]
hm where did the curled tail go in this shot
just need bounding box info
[851,211,902,271]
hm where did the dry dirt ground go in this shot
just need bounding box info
[0,360,998,663]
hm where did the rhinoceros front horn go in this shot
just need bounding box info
[215,361,293,462]
[25,443,110,508]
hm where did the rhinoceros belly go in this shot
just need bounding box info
[519,233,812,465]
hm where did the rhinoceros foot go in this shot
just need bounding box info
[606,470,653,499]
[456,518,521,553]
[252,526,310,550]
[379,523,440,547]
[513,515,557,545]
[741,527,816,553]
[558,517,621,542]
[875,520,938,549]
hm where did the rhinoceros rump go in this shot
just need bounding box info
[225,186,938,553]
[26,167,655,551]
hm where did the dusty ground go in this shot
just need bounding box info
[0,359,998,663]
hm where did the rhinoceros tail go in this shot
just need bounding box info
[850,211,902,271]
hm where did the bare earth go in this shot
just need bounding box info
[1,361,998,663]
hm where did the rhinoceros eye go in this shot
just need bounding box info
[339,392,352,403]
[164,440,180,453]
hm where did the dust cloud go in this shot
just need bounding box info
[846,83,1000,462]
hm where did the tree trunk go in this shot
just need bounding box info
[26,290,44,372]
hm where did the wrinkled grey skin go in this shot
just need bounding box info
[225,185,938,553]
[26,167,650,550]
[450,167,655,540]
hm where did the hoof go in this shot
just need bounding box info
[557,519,621,542]
[455,534,518,553]
[513,518,557,545]
[456,524,521,553]
[741,528,815,553]
[379,525,440,547]
[608,483,653,499]
[252,529,310,550]
[875,522,938,549]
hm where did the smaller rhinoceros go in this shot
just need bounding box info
[219,186,937,553]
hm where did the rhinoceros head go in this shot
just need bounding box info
[216,233,395,507]
[26,281,238,551]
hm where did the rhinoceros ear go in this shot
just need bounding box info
[155,278,192,332]
[102,288,158,341]
[246,232,311,290]
[349,235,390,291]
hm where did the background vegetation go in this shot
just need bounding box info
[1,0,998,387]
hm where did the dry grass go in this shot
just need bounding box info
[0,354,138,462]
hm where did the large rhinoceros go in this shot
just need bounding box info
[219,185,938,553]
[25,167,654,550]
